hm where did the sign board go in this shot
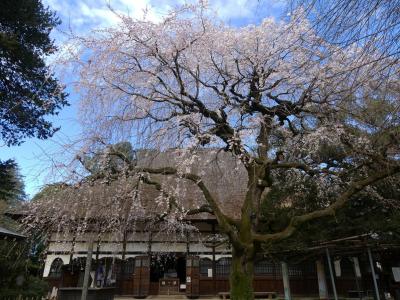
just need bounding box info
[334,259,341,277]
[186,276,191,283]
[208,268,213,277]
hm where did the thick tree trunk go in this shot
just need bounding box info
[230,248,255,300]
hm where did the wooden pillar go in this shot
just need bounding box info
[316,259,329,300]
[281,262,291,300]
[92,234,101,288]
[95,237,100,261]
[133,256,150,298]
[186,231,190,254]
[147,231,152,255]
[186,256,200,298]
[368,248,381,300]
[68,232,77,277]
[121,230,127,260]
[212,223,216,295]
[351,257,363,300]
[81,236,94,300]
[326,248,338,300]
[69,233,76,268]
[119,230,127,294]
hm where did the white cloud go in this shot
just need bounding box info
[44,0,285,37]
[210,0,257,20]
[44,0,165,36]
[43,0,286,71]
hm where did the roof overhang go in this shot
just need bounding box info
[0,226,26,240]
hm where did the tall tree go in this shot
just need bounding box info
[0,160,47,298]
[0,0,68,146]
[28,4,400,299]
[0,159,25,229]
[0,159,25,204]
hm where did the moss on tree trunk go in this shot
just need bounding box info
[229,248,255,300]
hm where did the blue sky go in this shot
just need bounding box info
[1,0,285,198]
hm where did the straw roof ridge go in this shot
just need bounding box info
[31,149,248,222]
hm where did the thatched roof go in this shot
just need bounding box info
[29,149,247,230]
[135,149,247,219]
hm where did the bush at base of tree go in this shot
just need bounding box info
[0,238,48,298]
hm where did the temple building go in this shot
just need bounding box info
[34,150,400,299]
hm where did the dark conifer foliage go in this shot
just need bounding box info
[0,0,68,146]
[0,159,25,203]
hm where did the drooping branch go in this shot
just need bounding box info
[64,4,400,263]
[139,174,182,223]
[134,166,242,248]
[139,173,214,218]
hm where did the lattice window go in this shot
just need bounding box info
[288,264,303,277]
[255,260,275,275]
[200,258,213,276]
[121,257,135,278]
[275,263,282,276]
[113,259,122,277]
[49,258,63,278]
[216,257,231,277]
[301,261,316,276]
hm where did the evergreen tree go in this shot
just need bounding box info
[0,0,68,146]
[0,159,25,204]
[0,160,47,297]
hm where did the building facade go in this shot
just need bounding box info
[43,221,400,298]
[38,150,400,298]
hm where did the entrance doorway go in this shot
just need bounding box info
[176,256,186,284]
[150,253,186,295]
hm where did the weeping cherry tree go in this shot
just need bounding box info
[29,3,400,300]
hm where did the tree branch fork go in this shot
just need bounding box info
[82,154,399,251]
